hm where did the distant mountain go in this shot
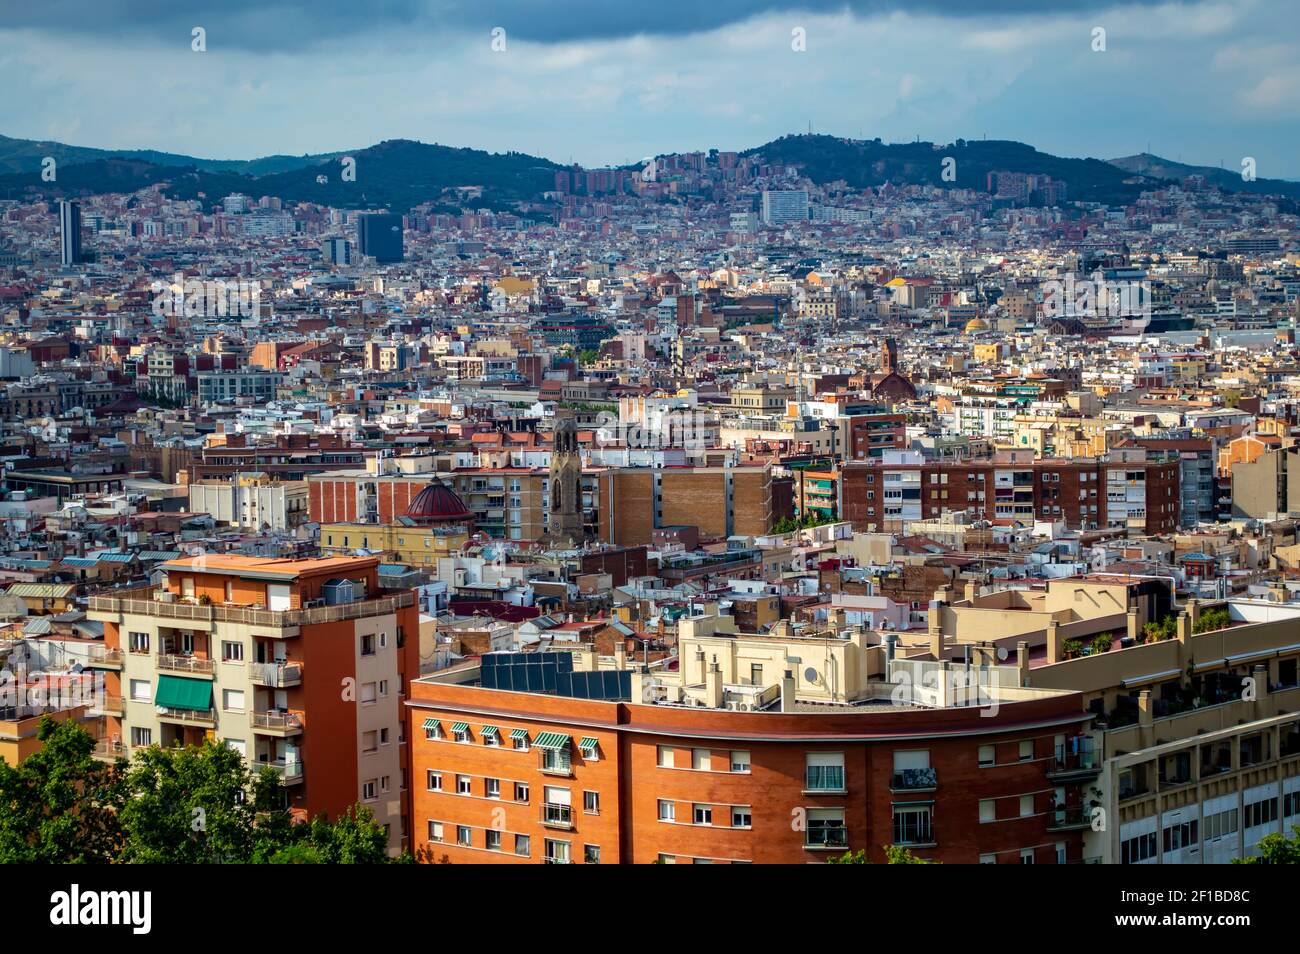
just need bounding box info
[0,138,563,212]
[2,131,1297,214]
[1108,152,1300,201]
[744,134,1158,205]
[0,133,346,176]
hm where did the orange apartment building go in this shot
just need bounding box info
[86,554,419,854]
[406,652,1094,864]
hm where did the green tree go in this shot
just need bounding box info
[826,846,936,864]
[0,717,122,863]
[1233,826,1300,864]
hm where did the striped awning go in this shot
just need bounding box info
[450,722,469,733]
[422,718,441,731]
[533,732,570,750]
[510,728,529,740]
[480,725,500,737]
[578,737,599,751]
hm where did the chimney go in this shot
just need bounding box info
[1016,641,1029,684]
[1126,610,1139,642]
[781,669,796,712]
[1046,619,1063,664]
[695,648,707,685]
[1138,689,1154,726]
[1176,611,1191,642]
[964,579,979,602]
[707,657,724,709]
[1187,598,1201,631]
[613,640,627,670]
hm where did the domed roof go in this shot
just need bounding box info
[404,479,472,524]
[964,317,989,333]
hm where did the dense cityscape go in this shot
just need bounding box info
[2,6,1299,910]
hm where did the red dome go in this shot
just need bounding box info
[404,480,472,524]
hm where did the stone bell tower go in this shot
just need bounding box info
[545,414,584,546]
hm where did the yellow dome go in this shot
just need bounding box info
[964,317,989,333]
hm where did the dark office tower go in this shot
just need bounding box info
[356,213,403,263]
[59,200,82,266]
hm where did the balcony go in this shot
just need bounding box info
[891,768,938,792]
[157,706,217,727]
[81,646,124,670]
[256,758,304,784]
[1047,747,1100,782]
[92,737,128,762]
[249,661,303,688]
[156,653,216,677]
[1047,808,1092,832]
[88,586,415,636]
[541,803,574,830]
[251,710,303,736]
[87,694,125,716]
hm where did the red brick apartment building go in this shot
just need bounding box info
[406,667,1094,864]
[87,555,419,854]
[840,455,1180,534]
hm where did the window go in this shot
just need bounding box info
[485,778,501,799]
[452,725,470,743]
[515,834,531,857]
[362,731,378,753]
[584,844,601,864]
[658,800,676,822]
[1121,831,1157,864]
[428,821,444,843]
[1019,740,1034,762]
[129,632,150,654]
[578,738,599,760]
[222,689,245,712]
[978,744,995,767]
[362,780,377,801]
[980,799,996,823]
[584,791,599,814]
[424,722,443,741]
[979,853,997,864]
[380,727,389,746]
[515,782,530,803]
[378,680,389,697]
[131,727,152,747]
[544,839,570,864]
[656,745,674,768]
[512,731,530,751]
[359,682,377,705]
[456,775,471,795]
[692,748,711,771]
[380,776,390,793]
[731,750,751,773]
[360,634,375,656]
[1020,795,1034,818]
[806,808,847,847]
[426,771,442,792]
[221,640,244,662]
[892,805,933,845]
[732,805,752,828]
[485,830,502,852]
[693,805,713,826]
[457,826,472,847]
[1020,849,1036,864]
[129,679,151,702]
[806,752,846,792]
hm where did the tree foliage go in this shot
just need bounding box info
[0,717,396,864]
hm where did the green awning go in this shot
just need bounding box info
[450,722,469,733]
[155,675,212,711]
[533,732,570,750]
[481,725,499,737]
[422,718,441,731]
[509,728,529,740]
[579,737,599,751]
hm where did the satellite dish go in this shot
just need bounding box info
[996,647,1009,661]
[804,666,820,683]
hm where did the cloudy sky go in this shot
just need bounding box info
[2,0,1297,177]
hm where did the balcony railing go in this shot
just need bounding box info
[251,710,303,733]
[256,759,304,783]
[92,738,128,761]
[81,646,124,668]
[1047,746,1099,780]
[157,653,216,675]
[157,706,217,725]
[541,804,574,829]
[249,661,303,687]
[1047,808,1091,831]
[805,826,849,849]
[88,587,414,630]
